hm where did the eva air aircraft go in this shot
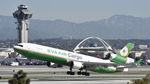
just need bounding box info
[14,42,138,76]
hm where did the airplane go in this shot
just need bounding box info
[13,42,139,76]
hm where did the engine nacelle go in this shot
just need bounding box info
[73,61,83,69]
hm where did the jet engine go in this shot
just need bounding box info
[73,61,83,68]
[68,61,83,69]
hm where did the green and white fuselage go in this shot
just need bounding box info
[14,43,134,73]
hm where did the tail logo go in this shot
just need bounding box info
[120,46,128,57]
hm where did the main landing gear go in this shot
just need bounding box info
[67,62,90,76]
[77,71,90,76]
[67,70,90,76]
[77,68,90,76]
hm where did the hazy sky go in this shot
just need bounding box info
[1,0,150,23]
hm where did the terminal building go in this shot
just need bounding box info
[0,48,14,58]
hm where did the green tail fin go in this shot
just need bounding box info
[117,43,134,58]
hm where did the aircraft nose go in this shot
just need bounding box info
[13,44,24,50]
[13,45,20,51]
[13,44,24,53]
[13,45,17,48]
[14,45,19,49]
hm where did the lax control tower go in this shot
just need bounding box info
[13,4,32,43]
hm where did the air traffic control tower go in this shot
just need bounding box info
[13,4,32,43]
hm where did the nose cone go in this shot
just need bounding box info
[13,44,24,53]
[14,45,18,49]
[13,45,20,52]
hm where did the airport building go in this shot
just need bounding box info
[73,37,147,59]
[0,48,14,58]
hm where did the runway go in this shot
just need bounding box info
[0,65,146,78]
[0,79,130,84]
[0,65,150,74]
[0,65,149,84]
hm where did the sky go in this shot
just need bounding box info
[0,0,150,23]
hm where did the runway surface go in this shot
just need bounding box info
[0,65,148,78]
[0,65,149,84]
[0,65,150,74]
[0,79,130,84]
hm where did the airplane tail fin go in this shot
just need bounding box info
[110,43,134,64]
[117,43,134,58]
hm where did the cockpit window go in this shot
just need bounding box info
[18,45,23,47]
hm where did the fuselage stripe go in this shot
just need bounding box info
[14,47,75,61]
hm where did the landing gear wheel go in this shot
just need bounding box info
[81,72,90,76]
[70,72,75,75]
[67,71,71,75]
[85,72,90,76]
[77,67,90,76]
[81,72,86,75]
[77,71,81,75]
[67,71,75,75]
